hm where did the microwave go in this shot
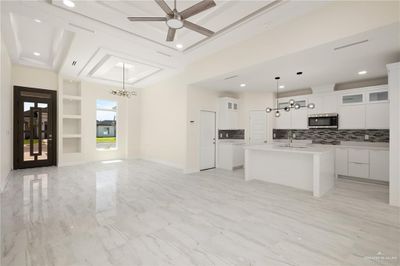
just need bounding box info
[308,113,338,129]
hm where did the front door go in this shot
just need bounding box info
[14,87,57,169]
[200,111,216,170]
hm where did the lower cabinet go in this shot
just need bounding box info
[369,150,389,181]
[335,148,348,176]
[217,143,244,170]
[335,147,389,181]
[348,162,369,178]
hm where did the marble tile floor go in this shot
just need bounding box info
[1,160,399,266]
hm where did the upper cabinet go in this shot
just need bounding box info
[275,97,308,129]
[273,85,389,130]
[338,85,389,129]
[219,97,239,129]
[308,94,338,115]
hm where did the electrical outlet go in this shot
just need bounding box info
[365,134,369,140]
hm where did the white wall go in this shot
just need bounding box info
[127,89,141,159]
[387,62,400,207]
[0,37,12,192]
[140,76,187,169]
[12,65,58,91]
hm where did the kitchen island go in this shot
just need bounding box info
[244,144,335,197]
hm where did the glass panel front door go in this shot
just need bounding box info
[15,87,56,169]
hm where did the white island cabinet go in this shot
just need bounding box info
[244,144,335,197]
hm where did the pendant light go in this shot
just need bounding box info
[111,63,137,98]
[266,73,315,116]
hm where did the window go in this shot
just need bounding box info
[96,100,117,150]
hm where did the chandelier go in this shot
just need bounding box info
[111,63,137,98]
[266,75,315,117]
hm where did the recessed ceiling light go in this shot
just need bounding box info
[34,19,41,23]
[358,70,367,75]
[33,52,40,56]
[279,85,285,89]
[176,43,183,49]
[63,0,75,8]
[240,83,246,87]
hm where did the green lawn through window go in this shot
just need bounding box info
[96,137,116,143]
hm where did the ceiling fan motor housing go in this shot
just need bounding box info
[166,11,183,29]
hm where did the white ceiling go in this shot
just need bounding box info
[193,23,400,92]
[1,10,73,71]
[1,0,330,87]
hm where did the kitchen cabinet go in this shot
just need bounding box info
[339,105,366,129]
[348,149,369,164]
[275,101,291,129]
[365,103,389,129]
[369,150,389,181]
[308,94,337,115]
[335,148,348,176]
[275,97,308,129]
[217,142,244,170]
[335,147,389,181]
[219,97,239,129]
[291,107,308,129]
[348,162,369,178]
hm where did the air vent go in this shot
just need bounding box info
[156,51,171,57]
[72,60,77,66]
[334,39,368,51]
[224,75,238,80]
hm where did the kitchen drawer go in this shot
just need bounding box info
[348,162,369,178]
[348,149,369,164]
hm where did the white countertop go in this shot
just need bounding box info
[273,140,389,151]
[244,144,333,155]
[218,139,246,145]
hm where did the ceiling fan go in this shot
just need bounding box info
[127,0,216,42]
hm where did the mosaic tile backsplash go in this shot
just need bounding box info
[218,129,245,139]
[273,129,389,145]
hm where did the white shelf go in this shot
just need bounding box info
[63,115,81,119]
[60,78,83,163]
[63,95,82,101]
[63,138,81,153]
[63,134,82,138]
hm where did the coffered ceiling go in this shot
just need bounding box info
[1,0,329,87]
[1,10,73,71]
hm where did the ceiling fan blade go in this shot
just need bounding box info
[166,28,176,42]
[154,0,173,16]
[127,17,167,22]
[183,20,214,37]
[180,0,216,20]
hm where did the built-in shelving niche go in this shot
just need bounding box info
[59,79,83,164]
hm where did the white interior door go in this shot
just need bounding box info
[200,111,216,170]
[249,111,267,144]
